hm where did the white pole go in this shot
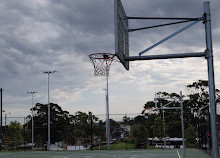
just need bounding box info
[106,75,110,150]
[163,109,166,148]
[180,91,185,157]
[5,113,6,127]
[27,91,37,150]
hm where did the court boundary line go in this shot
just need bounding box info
[177,150,181,158]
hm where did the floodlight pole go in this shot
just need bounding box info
[4,112,10,127]
[204,2,219,158]
[27,91,37,149]
[42,71,57,151]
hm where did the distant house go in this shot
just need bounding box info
[120,124,131,134]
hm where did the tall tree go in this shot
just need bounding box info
[72,111,98,144]
[185,80,220,147]
[26,103,72,144]
[132,124,148,148]
[151,117,163,139]
[185,124,198,147]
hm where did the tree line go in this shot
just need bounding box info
[4,80,220,149]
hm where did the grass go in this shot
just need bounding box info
[146,145,161,149]
[101,142,135,150]
[101,143,162,150]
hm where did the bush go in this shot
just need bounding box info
[35,135,43,147]
[131,124,148,149]
[185,125,198,148]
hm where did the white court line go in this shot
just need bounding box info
[177,150,181,158]
[0,153,12,156]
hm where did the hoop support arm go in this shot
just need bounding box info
[139,20,200,56]
[127,16,202,21]
[126,52,205,61]
[129,20,195,32]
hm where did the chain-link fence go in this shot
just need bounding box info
[1,116,31,151]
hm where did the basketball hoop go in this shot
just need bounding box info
[89,53,115,149]
[89,53,115,76]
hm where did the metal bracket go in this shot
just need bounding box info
[205,49,213,59]
[139,21,200,56]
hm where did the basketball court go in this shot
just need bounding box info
[0,149,211,158]
[88,0,217,157]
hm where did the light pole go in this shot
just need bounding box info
[3,110,10,145]
[5,112,10,127]
[42,71,57,150]
[2,110,11,128]
[27,91,37,149]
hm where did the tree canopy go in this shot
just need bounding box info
[5,80,217,149]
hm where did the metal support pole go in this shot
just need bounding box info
[204,2,219,158]
[31,93,34,149]
[127,52,205,61]
[163,109,166,148]
[180,91,185,158]
[0,88,2,151]
[5,114,6,127]
[106,75,111,150]
[48,73,50,151]
[24,117,25,152]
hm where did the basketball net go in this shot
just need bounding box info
[89,53,115,76]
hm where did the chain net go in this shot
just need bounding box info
[89,53,115,76]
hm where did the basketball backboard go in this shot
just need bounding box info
[114,0,129,70]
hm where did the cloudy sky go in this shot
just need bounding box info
[1,0,220,122]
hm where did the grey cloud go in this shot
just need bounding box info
[0,0,219,117]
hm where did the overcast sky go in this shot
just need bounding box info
[1,0,220,122]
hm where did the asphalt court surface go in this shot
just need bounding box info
[0,149,211,158]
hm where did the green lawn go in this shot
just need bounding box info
[101,142,135,150]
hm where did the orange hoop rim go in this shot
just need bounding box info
[88,53,116,76]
